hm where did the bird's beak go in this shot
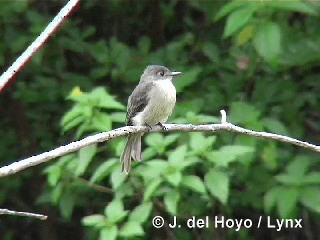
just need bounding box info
[170,71,182,76]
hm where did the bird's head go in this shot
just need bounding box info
[141,65,181,82]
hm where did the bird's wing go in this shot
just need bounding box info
[126,81,153,126]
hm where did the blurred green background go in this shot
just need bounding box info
[0,0,320,239]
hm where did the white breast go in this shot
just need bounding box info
[134,79,176,126]
[154,79,176,99]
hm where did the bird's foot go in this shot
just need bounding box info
[157,122,167,131]
[146,124,152,132]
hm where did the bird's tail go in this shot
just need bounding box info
[120,133,142,173]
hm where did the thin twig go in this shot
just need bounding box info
[76,176,113,194]
[0,110,319,177]
[0,208,47,220]
[0,0,80,92]
[220,110,227,123]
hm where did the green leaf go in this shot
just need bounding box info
[61,105,84,130]
[207,151,236,168]
[119,221,144,237]
[90,159,117,183]
[202,42,219,63]
[62,115,85,132]
[205,170,229,204]
[264,186,282,213]
[140,147,157,161]
[224,7,255,38]
[276,158,316,186]
[75,121,91,139]
[304,173,320,184]
[59,192,75,220]
[145,133,164,148]
[139,160,169,180]
[229,102,260,124]
[168,145,187,168]
[286,155,311,177]
[221,145,254,156]
[181,175,206,194]
[90,66,110,79]
[196,114,220,123]
[46,165,61,186]
[115,139,126,157]
[67,89,89,103]
[236,24,255,46]
[300,187,320,213]
[266,1,318,15]
[143,178,162,201]
[110,112,126,123]
[261,142,278,170]
[105,199,128,223]
[189,133,206,152]
[262,118,289,135]
[275,173,302,186]
[163,134,180,147]
[51,183,63,204]
[180,157,200,170]
[91,40,109,63]
[91,113,112,131]
[214,1,251,21]
[174,67,201,92]
[82,214,106,227]
[165,171,182,187]
[281,38,320,66]
[75,144,97,176]
[138,36,151,54]
[164,190,180,215]
[111,166,128,189]
[129,202,153,224]
[277,187,299,219]
[253,21,282,64]
[99,226,118,240]
[92,87,125,110]
[114,182,134,199]
[82,26,96,39]
[208,145,254,167]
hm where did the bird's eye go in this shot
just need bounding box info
[157,71,164,76]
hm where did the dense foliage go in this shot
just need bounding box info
[1,1,320,239]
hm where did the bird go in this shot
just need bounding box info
[120,65,181,173]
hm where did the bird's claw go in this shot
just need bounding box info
[157,122,167,131]
[146,124,152,132]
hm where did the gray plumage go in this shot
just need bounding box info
[120,65,181,173]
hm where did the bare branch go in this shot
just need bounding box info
[0,110,319,177]
[0,0,80,92]
[0,208,47,220]
[76,176,113,194]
